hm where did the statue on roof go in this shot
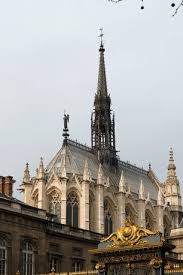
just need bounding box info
[62,112,70,143]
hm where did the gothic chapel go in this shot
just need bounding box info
[22,40,182,238]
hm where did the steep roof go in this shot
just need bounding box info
[46,139,159,200]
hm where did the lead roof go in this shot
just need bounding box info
[46,139,159,200]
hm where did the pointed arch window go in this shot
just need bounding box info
[145,211,153,230]
[0,239,7,275]
[22,242,34,275]
[125,206,135,224]
[33,191,38,208]
[66,192,79,228]
[163,216,171,239]
[104,199,113,236]
[89,193,95,231]
[48,190,61,221]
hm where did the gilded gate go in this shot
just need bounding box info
[90,220,183,275]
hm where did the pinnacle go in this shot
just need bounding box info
[119,170,126,193]
[23,162,31,184]
[139,180,145,200]
[37,157,45,179]
[83,159,91,182]
[167,146,176,178]
[97,44,108,97]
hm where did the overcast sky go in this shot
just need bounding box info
[0,0,183,199]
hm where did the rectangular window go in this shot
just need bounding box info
[49,257,61,273]
[23,252,33,275]
[0,248,7,275]
[72,261,82,272]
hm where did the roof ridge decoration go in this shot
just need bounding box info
[67,139,92,152]
[118,160,148,175]
[101,219,161,247]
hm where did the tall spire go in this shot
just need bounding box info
[167,146,176,178]
[97,28,107,97]
[91,30,117,168]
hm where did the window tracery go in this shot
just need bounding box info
[34,193,38,208]
[104,199,113,236]
[66,191,79,227]
[125,206,135,224]
[48,190,61,221]
[89,195,95,231]
[163,216,171,238]
[145,211,153,230]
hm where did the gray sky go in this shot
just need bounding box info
[0,0,183,199]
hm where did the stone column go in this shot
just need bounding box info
[137,180,146,227]
[116,192,126,228]
[60,155,68,224]
[95,164,104,234]
[80,180,90,230]
[137,199,146,227]
[95,184,104,233]
[116,171,126,228]
[155,205,164,234]
[61,177,67,224]
[37,158,46,210]
[38,179,46,209]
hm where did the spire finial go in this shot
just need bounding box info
[62,112,70,144]
[119,170,126,193]
[97,163,104,185]
[37,157,45,179]
[99,28,104,51]
[169,146,174,161]
[23,162,31,184]
[83,159,91,182]
[167,146,176,178]
[139,180,145,200]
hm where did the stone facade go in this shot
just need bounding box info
[21,42,183,241]
[0,192,101,275]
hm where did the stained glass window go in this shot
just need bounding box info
[104,199,113,236]
[66,192,79,227]
[48,190,61,221]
